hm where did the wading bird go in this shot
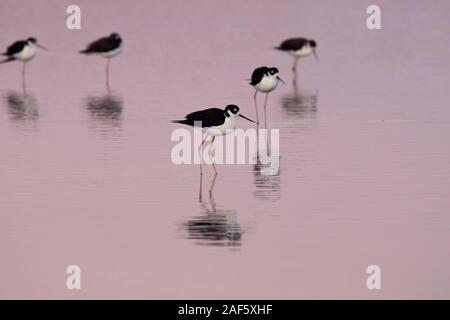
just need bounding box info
[172,104,255,174]
[275,38,317,85]
[1,37,48,92]
[79,33,123,93]
[250,66,284,128]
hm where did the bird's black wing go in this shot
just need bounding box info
[173,108,226,127]
[250,67,269,86]
[276,38,308,51]
[80,36,119,53]
[4,40,27,56]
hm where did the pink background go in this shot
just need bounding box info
[0,0,449,299]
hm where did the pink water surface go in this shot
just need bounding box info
[1,0,450,299]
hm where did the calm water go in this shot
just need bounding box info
[1,0,450,299]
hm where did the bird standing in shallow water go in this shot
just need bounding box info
[250,66,284,128]
[1,37,48,93]
[79,33,123,93]
[172,104,255,174]
[275,38,317,86]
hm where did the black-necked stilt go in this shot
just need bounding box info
[275,38,317,85]
[172,104,255,174]
[1,37,47,92]
[79,33,123,92]
[250,66,284,128]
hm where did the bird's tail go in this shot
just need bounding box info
[79,49,89,54]
[0,57,14,64]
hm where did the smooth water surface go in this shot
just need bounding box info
[1,0,450,299]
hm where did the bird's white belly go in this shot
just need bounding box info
[14,45,36,61]
[255,76,278,93]
[100,44,122,58]
[291,46,313,58]
[205,117,235,136]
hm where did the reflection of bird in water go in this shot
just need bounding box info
[253,152,281,202]
[5,91,39,123]
[281,86,318,120]
[183,174,242,247]
[85,95,123,127]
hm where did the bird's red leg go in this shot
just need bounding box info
[198,171,203,203]
[293,57,299,87]
[264,92,269,129]
[106,58,111,94]
[199,133,208,175]
[22,62,27,94]
[253,90,259,126]
[209,136,217,174]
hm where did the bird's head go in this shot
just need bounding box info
[110,33,121,40]
[26,37,37,44]
[268,67,279,77]
[27,37,48,51]
[309,39,318,61]
[225,104,255,123]
[267,67,285,84]
[224,104,240,117]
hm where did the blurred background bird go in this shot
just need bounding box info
[79,33,123,93]
[275,38,317,86]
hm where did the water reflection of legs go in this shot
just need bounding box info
[85,94,123,127]
[253,130,281,201]
[281,86,318,120]
[186,173,241,247]
[5,91,39,123]
[199,173,218,212]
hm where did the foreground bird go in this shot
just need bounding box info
[172,104,255,174]
[79,33,123,92]
[1,37,48,92]
[275,38,317,85]
[250,66,284,128]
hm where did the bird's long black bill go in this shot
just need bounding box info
[313,49,319,61]
[277,76,286,84]
[239,114,255,123]
[37,44,48,51]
